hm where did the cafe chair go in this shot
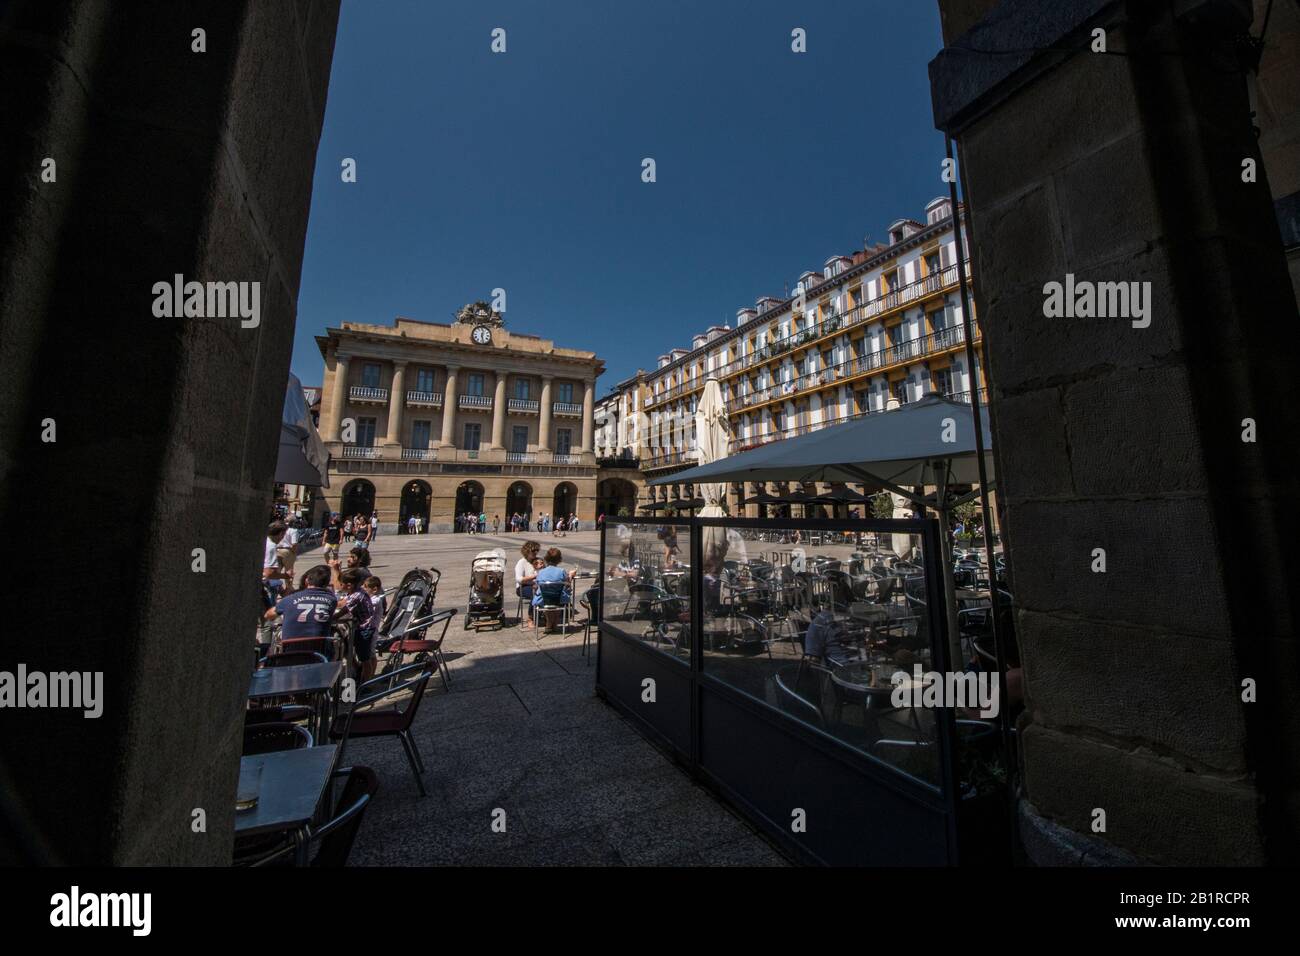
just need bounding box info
[278,636,342,661]
[261,651,329,668]
[533,581,572,634]
[773,665,827,731]
[240,766,380,868]
[242,720,313,756]
[381,606,455,690]
[330,662,433,796]
[514,583,533,625]
[245,703,314,726]
[579,585,602,664]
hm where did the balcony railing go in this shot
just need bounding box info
[597,454,640,469]
[459,395,493,410]
[552,402,583,417]
[341,445,379,459]
[508,398,539,414]
[551,453,580,465]
[643,450,691,470]
[505,452,536,464]
[708,259,973,381]
[349,386,388,403]
[728,386,988,454]
[406,390,442,407]
[401,448,436,460]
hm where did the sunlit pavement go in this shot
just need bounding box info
[297,530,787,866]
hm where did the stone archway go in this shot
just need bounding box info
[341,479,376,521]
[454,481,484,531]
[553,481,577,521]
[399,479,431,533]
[597,477,638,519]
[506,481,533,523]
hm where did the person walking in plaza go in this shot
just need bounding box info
[354,514,372,549]
[570,513,579,532]
[263,520,293,601]
[479,511,487,534]
[370,512,379,542]
[342,516,352,543]
[493,514,500,534]
[323,513,342,561]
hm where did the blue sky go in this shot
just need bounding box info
[292,0,948,392]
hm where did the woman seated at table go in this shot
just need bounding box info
[608,541,641,582]
[532,547,575,632]
[515,540,540,630]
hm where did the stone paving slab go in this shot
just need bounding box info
[302,531,787,866]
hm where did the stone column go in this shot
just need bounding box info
[538,375,554,451]
[931,0,1300,865]
[439,365,460,447]
[490,371,507,449]
[580,377,595,453]
[327,352,349,441]
[384,360,407,447]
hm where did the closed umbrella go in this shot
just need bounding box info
[694,377,732,565]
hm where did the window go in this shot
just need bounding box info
[856,389,870,413]
[357,417,376,446]
[416,368,436,393]
[362,363,381,388]
[925,252,941,276]
[466,373,485,397]
[557,382,574,404]
[556,428,572,455]
[411,420,431,448]
[511,425,529,453]
[932,368,954,396]
[514,378,531,400]
[463,423,481,451]
[890,379,908,405]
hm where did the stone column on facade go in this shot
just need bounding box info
[580,378,596,454]
[439,364,459,447]
[490,371,508,450]
[384,360,407,451]
[538,375,554,451]
[327,352,350,441]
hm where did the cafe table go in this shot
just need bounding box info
[235,744,339,865]
[248,660,345,743]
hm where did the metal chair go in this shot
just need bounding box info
[330,663,434,796]
[580,585,602,664]
[533,581,572,634]
[261,651,328,668]
[382,606,455,690]
[239,765,379,867]
[242,720,313,755]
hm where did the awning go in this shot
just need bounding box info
[650,394,993,509]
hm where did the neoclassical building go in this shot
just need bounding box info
[315,303,603,532]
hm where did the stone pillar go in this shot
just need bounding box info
[439,365,459,447]
[0,0,341,864]
[490,371,507,450]
[327,352,349,441]
[538,375,554,451]
[580,378,596,453]
[384,360,407,447]
[931,0,1300,865]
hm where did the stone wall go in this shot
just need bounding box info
[932,0,1300,864]
[0,0,339,864]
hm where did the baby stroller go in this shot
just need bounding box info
[373,567,456,689]
[466,549,506,630]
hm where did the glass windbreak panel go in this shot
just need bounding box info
[601,521,691,665]
[699,520,947,790]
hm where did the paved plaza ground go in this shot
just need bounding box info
[298,529,787,866]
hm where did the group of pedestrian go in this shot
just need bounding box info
[404,514,426,535]
[458,511,488,534]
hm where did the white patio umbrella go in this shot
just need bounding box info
[694,377,731,566]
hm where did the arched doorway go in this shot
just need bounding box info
[553,481,577,521]
[596,478,637,519]
[399,480,431,533]
[506,481,532,523]
[454,481,484,532]
[341,479,375,521]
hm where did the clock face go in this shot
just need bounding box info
[471,325,492,345]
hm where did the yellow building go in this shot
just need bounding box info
[633,199,984,512]
[315,302,603,531]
